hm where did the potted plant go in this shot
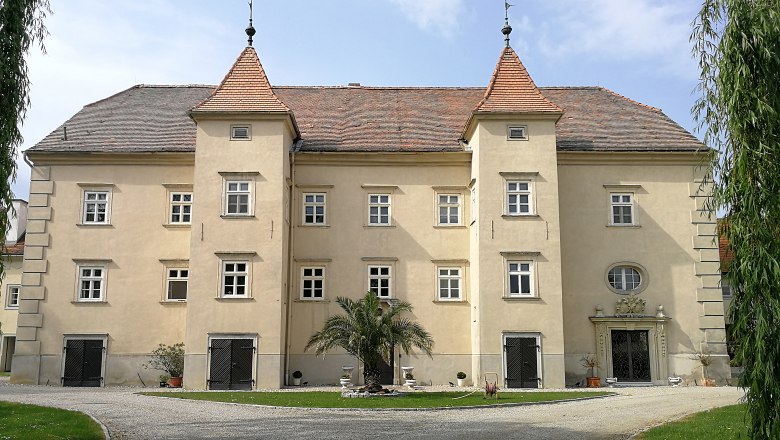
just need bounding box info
[456,371,467,387]
[692,351,715,386]
[580,354,601,387]
[159,374,170,388]
[404,372,416,387]
[339,373,352,388]
[292,370,303,386]
[144,342,185,388]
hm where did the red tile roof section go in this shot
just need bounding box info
[191,47,290,113]
[2,236,24,256]
[718,220,733,272]
[475,47,563,114]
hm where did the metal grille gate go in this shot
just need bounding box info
[504,337,540,388]
[62,339,104,387]
[611,330,651,382]
[208,339,255,390]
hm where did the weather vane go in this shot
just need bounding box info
[502,0,513,47]
[246,0,256,46]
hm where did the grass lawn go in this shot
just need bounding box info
[0,372,10,377]
[143,390,611,409]
[637,404,748,440]
[0,401,105,439]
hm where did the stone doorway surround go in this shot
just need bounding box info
[590,309,670,386]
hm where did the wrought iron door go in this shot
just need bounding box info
[62,339,104,387]
[376,347,394,384]
[610,330,651,382]
[208,338,255,390]
[504,337,540,388]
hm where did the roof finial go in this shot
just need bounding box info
[245,0,256,46]
[502,0,513,48]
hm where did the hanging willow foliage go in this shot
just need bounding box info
[0,0,50,276]
[693,1,780,438]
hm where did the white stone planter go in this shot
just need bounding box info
[292,378,301,386]
[405,379,417,388]
[340,378,352,388]
[457,378,466,387]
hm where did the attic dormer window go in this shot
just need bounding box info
[231,125,251,140]
[507,126,528,141]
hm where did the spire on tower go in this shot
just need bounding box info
[246,0,256,46]
[502,1,513,48]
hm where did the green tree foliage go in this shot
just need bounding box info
[144,342,185,377]
[0,0,49,273]
[305,291,433,391]
[692,1,780,438]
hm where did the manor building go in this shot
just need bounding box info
[11,34,729,389]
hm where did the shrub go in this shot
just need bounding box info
[145,343,185,378]
[457,372,466,379]
[292,370,303,379]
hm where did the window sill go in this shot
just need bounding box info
[76,223,114,228]
[433,225,467,229]
[163,224,191,229]
[220,215,256,220]
[432,299,468,304]
[294,299,330,303]
[4,306,19,310]
[606,224,641,228]
[298,224,330,228]
[502,296,541,301]
[160,300,187,305]
[364,225,395,229]
[71,300,108,305]
[501,214,540,220]
[214,297,255,302]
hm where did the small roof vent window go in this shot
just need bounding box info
[508,126,528,141]
[231,125,251,140]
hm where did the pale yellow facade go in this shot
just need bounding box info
[11,44,729,389]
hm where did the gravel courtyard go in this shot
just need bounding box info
[0,381,744,440]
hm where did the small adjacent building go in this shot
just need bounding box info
[1,199,27,373]
[11,28,729,388]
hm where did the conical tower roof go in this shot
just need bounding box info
[474,46,562,114]
[191,46,291,114]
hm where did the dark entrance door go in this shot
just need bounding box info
[611,330,651,382]
[504,336,540,388]
[208,338,254,390]
[376,347,394,384]
[62,339,104,387]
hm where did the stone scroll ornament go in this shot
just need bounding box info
[615,293,646,316]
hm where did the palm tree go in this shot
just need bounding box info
[305,291,433,392]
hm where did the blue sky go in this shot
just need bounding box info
[15,0,704,199]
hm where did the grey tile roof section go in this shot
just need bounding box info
[29,84,704,154]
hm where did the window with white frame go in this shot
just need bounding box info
[78,266,106,301]
[368,265,391,298]
[222,261,248,297]
[170,192,193,224]
[506,181,532,215]
[438,194,461,225]
[610,193,634,225]
[303,193,326,225]
[438,267,461,300]
[608,266,642,292]
[301,267,324,299]
[368,194,391,225]
[82,190,110,224]
[225,181,251,215]
[166,268,188,301]
[507,261,534,297]
[5,285,20,309]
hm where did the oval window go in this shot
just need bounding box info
[606,264,647,294]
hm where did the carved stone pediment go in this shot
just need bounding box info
[615,293,646,316]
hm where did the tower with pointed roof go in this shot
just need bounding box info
[183,25,299,388]
[464,20,567,387]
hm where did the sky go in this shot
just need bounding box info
[14,0,704,199]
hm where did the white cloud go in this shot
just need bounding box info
[387,0,464,38]
[515,0,698,79]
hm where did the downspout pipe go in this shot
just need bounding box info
[283,139,302,385]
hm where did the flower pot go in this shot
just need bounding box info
[292,378,301,386]
[340,378,351,387]
[586,377,601,388]
[405,379,416,388]
[457,378,466,387]
[168,376,183,388]
[159,381,167,388]
[703,378,716,387]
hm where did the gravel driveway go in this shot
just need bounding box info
[0,380,744,440]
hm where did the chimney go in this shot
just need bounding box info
[6,199,28,244]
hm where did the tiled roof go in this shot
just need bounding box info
[191,47,290,114]
[2,236,24,256]
[718,220,732,272]
[29,85,704,154]
[474,47,562,114]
